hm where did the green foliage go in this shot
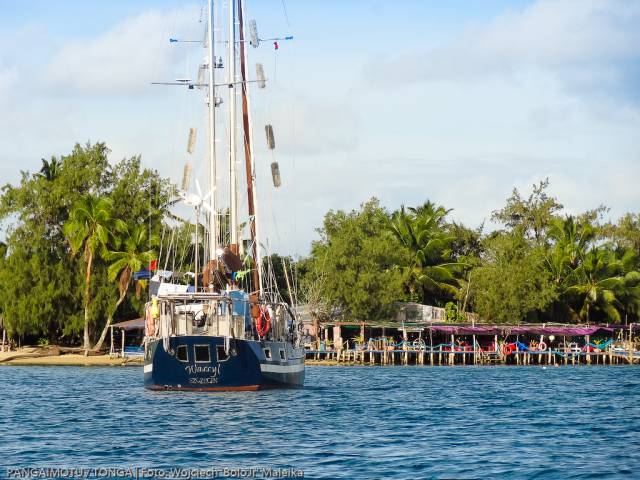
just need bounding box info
[64,195,119,350]
[491,178,562,243]
[0,142,170,346]
[563,247,637,323]
[300,181,639,326]
[263,253,297,304]
[387,201,461,305]
[470,233,558,323]
[2,147,639,342]
[302,199,408,321]
[445,302,465,322]
[602,213,640,255]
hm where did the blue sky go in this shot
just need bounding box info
[1,0,639,255]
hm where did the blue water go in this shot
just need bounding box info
[1,365,639,479]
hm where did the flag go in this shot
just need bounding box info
[274,41,279,50]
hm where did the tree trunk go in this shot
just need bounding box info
[461,272,472,313]
[83,250,94,355]
[93,279,130,352]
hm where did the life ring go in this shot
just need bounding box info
[501,343,512,355]
[145,305,155,337]
[256,306,271,337]
[538,341,547,351]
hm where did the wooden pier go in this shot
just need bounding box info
[305,347,639,366]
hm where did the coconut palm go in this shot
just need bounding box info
[388,201,460,304]
[63,196,118,352]
[545,216,595,286]
[38,158,61,182]
[564,247,628,322]
[92,224,157,351]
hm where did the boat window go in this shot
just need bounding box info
[264,348,271,359]
[177,345,188,362]
[194,345,210,363]
[279,349,286,360]
[217,345,229,362]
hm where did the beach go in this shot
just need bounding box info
[0,347,142,367]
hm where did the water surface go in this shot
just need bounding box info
[1,365,639,479]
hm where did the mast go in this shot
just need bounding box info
[237,0,263,294]
[207,0,218,262]
[228,0,238,248]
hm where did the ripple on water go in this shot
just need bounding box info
[0,365,639,479]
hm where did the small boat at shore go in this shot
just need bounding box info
[143,0,304,391]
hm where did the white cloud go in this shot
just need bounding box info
[2,0,639,256]
[43,7,199,95]
[0,67,17,94]
[367,0,640,100]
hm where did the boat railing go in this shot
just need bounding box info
[157,292,230,302]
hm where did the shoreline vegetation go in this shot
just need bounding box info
[0,143,639,352]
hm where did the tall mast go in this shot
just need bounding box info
[228,0,238,248]
[238,0,263,294]
[207,0,218,262]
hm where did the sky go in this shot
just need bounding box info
[1,0,639,256]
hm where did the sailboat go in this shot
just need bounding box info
[143,0,304,391]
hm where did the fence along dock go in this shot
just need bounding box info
[305,346,638,366]
[305,323,640,366]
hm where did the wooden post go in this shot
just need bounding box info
[333,325,342,351]
[472,334,477,365]
[429,327,434,366]
[628,324,633,365]
[609,342,614,365]
[586,335,591,364]
[109,326,114,357]
[121,329,126,359]
[449,334,456,365]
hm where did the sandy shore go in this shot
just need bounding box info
[0,347,143,366]
[0,347,333,367]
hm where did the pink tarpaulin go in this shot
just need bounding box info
[426,325,631,336]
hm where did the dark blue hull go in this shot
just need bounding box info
[144,336,305,391]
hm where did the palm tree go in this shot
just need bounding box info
[388,201,460,304]
[564,247,627,322]
[545,216,595,286]
[93,224,157,351]
[38,158,61,181]
[63,196,117,352]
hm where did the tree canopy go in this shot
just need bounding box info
[0,143,170,346]
[300,180,640,325]
[1,144,638,345]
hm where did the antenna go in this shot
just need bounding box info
[238,0,263,294]
[207,0,218,263]
[228,0,238,247]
